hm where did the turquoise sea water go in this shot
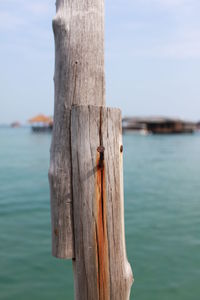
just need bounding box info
[0,128,200,300]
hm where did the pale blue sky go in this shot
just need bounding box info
[0,0,200,123]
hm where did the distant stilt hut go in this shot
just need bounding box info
[122,117,196,134]
[29,115,53,132]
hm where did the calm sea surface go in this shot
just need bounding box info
[0,128,200,300]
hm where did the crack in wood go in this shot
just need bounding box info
[72,61,78,104]
[95,108,109,300]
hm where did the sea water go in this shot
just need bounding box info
[0,128,200,300]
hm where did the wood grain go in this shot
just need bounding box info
[49,107,74,258]
[71,105,133,300]
[49,1,133,297]
[49,0,105,259]
[53,0,105,108]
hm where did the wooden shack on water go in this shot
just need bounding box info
[29,115,53,132]
[123,117,196,134]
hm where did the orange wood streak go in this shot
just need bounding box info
[95,153,109,300]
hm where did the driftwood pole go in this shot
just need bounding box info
[49,0,133,299]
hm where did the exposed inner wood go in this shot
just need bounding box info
[95,109,109,299]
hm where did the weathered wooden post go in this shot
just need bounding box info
[49,0,133,299]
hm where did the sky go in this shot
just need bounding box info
[0,0,200,123]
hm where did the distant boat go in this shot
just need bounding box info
[11,121,21,128]
[28,114,53,132]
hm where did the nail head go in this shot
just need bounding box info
[97,146,105,153]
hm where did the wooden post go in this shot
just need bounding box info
[49,0,133,299]
[49,0,105,259]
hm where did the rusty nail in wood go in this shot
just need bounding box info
[97,146,105,153]
[120,145,123,153]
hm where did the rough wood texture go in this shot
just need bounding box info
[71,105,133,300]
[53,0,105,108]
[49,0,105,258]
[49,107,74,258]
